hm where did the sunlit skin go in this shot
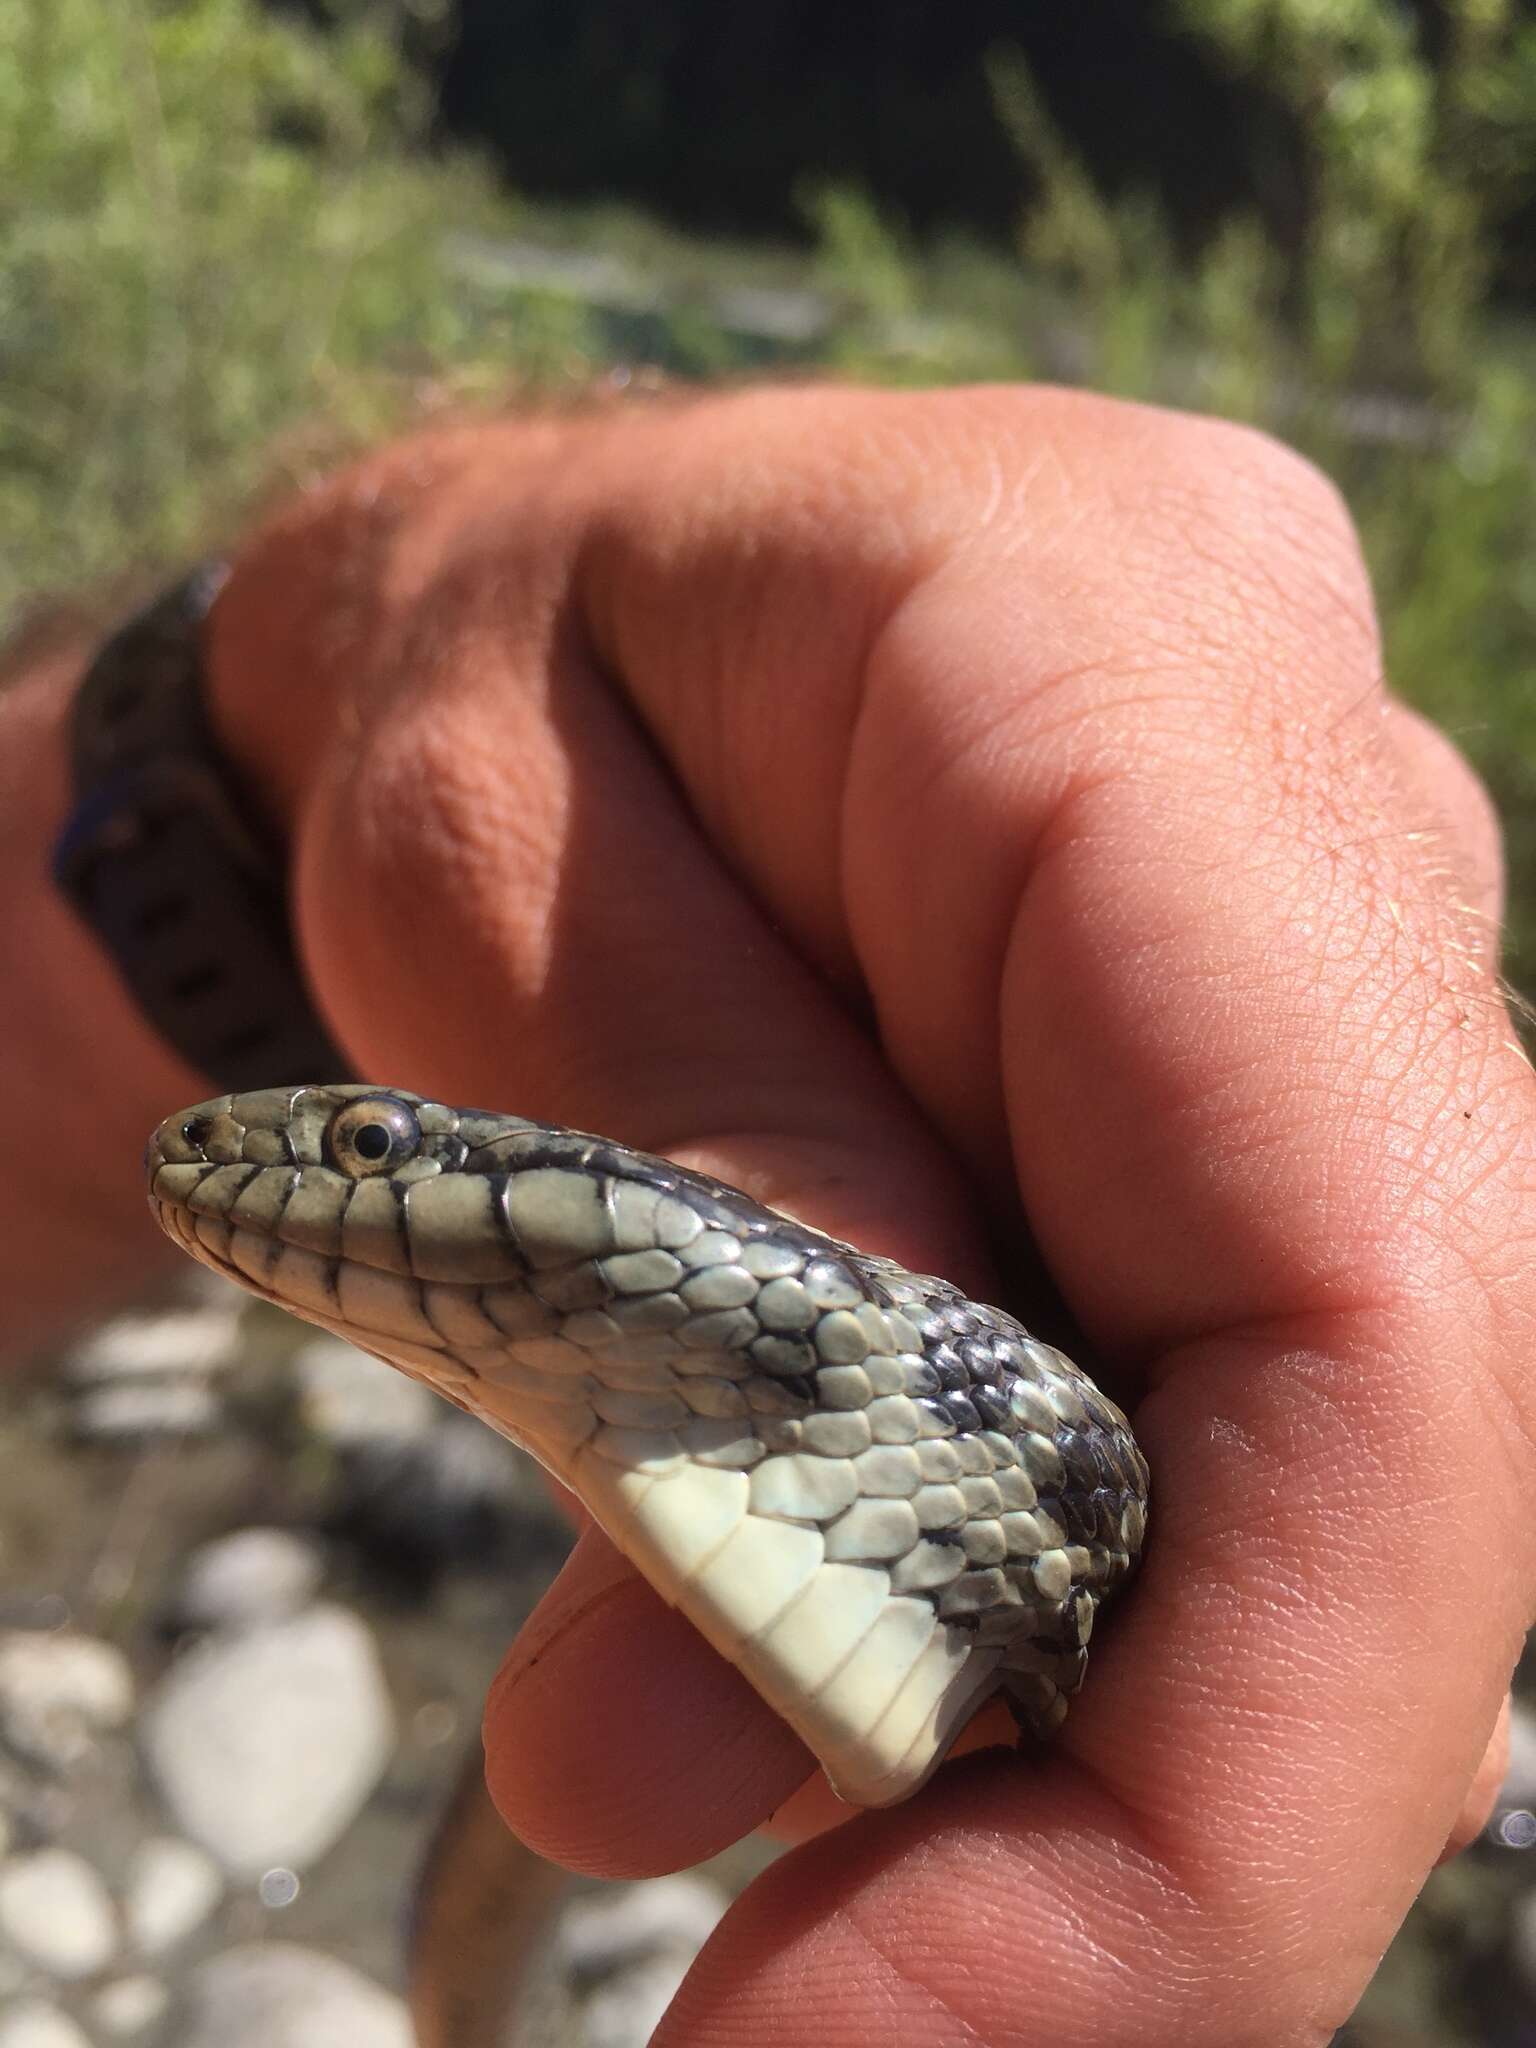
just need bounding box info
[3,386,1532,2044]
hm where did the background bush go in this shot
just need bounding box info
[5,0,1533,980]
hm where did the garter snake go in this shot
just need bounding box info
[146,1083,1149,1809]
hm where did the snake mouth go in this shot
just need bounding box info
[143,1089,786,1447]
[143,1083,542,1380]
[144,1152,540,1371]
[147,1179,538,1451]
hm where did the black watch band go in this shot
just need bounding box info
[52,564,353,1093]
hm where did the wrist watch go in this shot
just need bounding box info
[51,564,353,1092]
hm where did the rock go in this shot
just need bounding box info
[583,1955,697,2048]
[561,1877,727,2048]
[63,1309,242,1383]
[142,1604,393,1876]
[0,2004,92,2048]
[0,1757,70,1847]
[72,1381,221,1442]
[123,1836,223,1955]
[558,1875,727,1976]
[293,1337,436,1449]
[410,1410,546,1522]
[0,1846,118,1979]
[180,1943,412,2047]
[1501,1699,1536,1810]
[332,1408,561,1586]
[170,1529,324,1633]
[0,1631,133,1770]
[91,1974,170,2036]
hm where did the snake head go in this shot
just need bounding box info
[148,1083,1148,1809]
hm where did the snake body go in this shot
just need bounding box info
[146,1084,1148,1807]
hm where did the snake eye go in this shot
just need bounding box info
[325,1095,422,1178]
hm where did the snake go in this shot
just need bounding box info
[145,1083,1149,1809]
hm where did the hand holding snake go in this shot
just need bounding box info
[19,385,1535,2045]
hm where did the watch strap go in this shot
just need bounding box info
[52,565,353,1092]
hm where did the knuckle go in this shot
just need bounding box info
[879,387,1382,696]
[1130,413,1378,670]
[1185,413,1359,553]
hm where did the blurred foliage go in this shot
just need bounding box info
[9,3,1533,972]
[0,0,587,614]
[427,0,1536,299]
[3,0,1532,986]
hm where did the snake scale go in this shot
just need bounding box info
[146,1083,1149,1807]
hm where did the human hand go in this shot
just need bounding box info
[207,385,1536,2045]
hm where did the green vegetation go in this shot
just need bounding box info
[4,0,1534,997]
[4,1,1534,2036]
[0,0,541,610]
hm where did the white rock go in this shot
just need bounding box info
[0,2002,92,2048]
[0,1847,118,1979]
[123,1836,223,1954]
[294,1337,436,1448]
[180,1943,412,2048]
[558,1875,727,1976]
[583,1956,695,2048]
[1500,1699,1536,1811]
[73,1381,220,1440]
[562,1877,726,2048]
[172,1529,324,1632]
[63,1309,243,1382]
[142,1603,393,1875]
[405,1410,540,1516]
[0,1632,133,1769]
[90,1974,170,2036]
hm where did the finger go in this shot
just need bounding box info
[483,1525,809,1877]
[565,389,1527,1320]
[1384,700,1505,955]
[1438,1692,1510,1864]
[211,461,988,1289]
[485,1525,1024,1869]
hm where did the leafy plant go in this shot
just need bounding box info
[0,0,517,614]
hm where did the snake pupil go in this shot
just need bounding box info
[323,1095,422,1177]
[181,1117,212,1147]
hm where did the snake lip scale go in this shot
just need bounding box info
[146,1083,1149,1808]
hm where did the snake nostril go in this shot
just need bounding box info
[180,1116,213,1149]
